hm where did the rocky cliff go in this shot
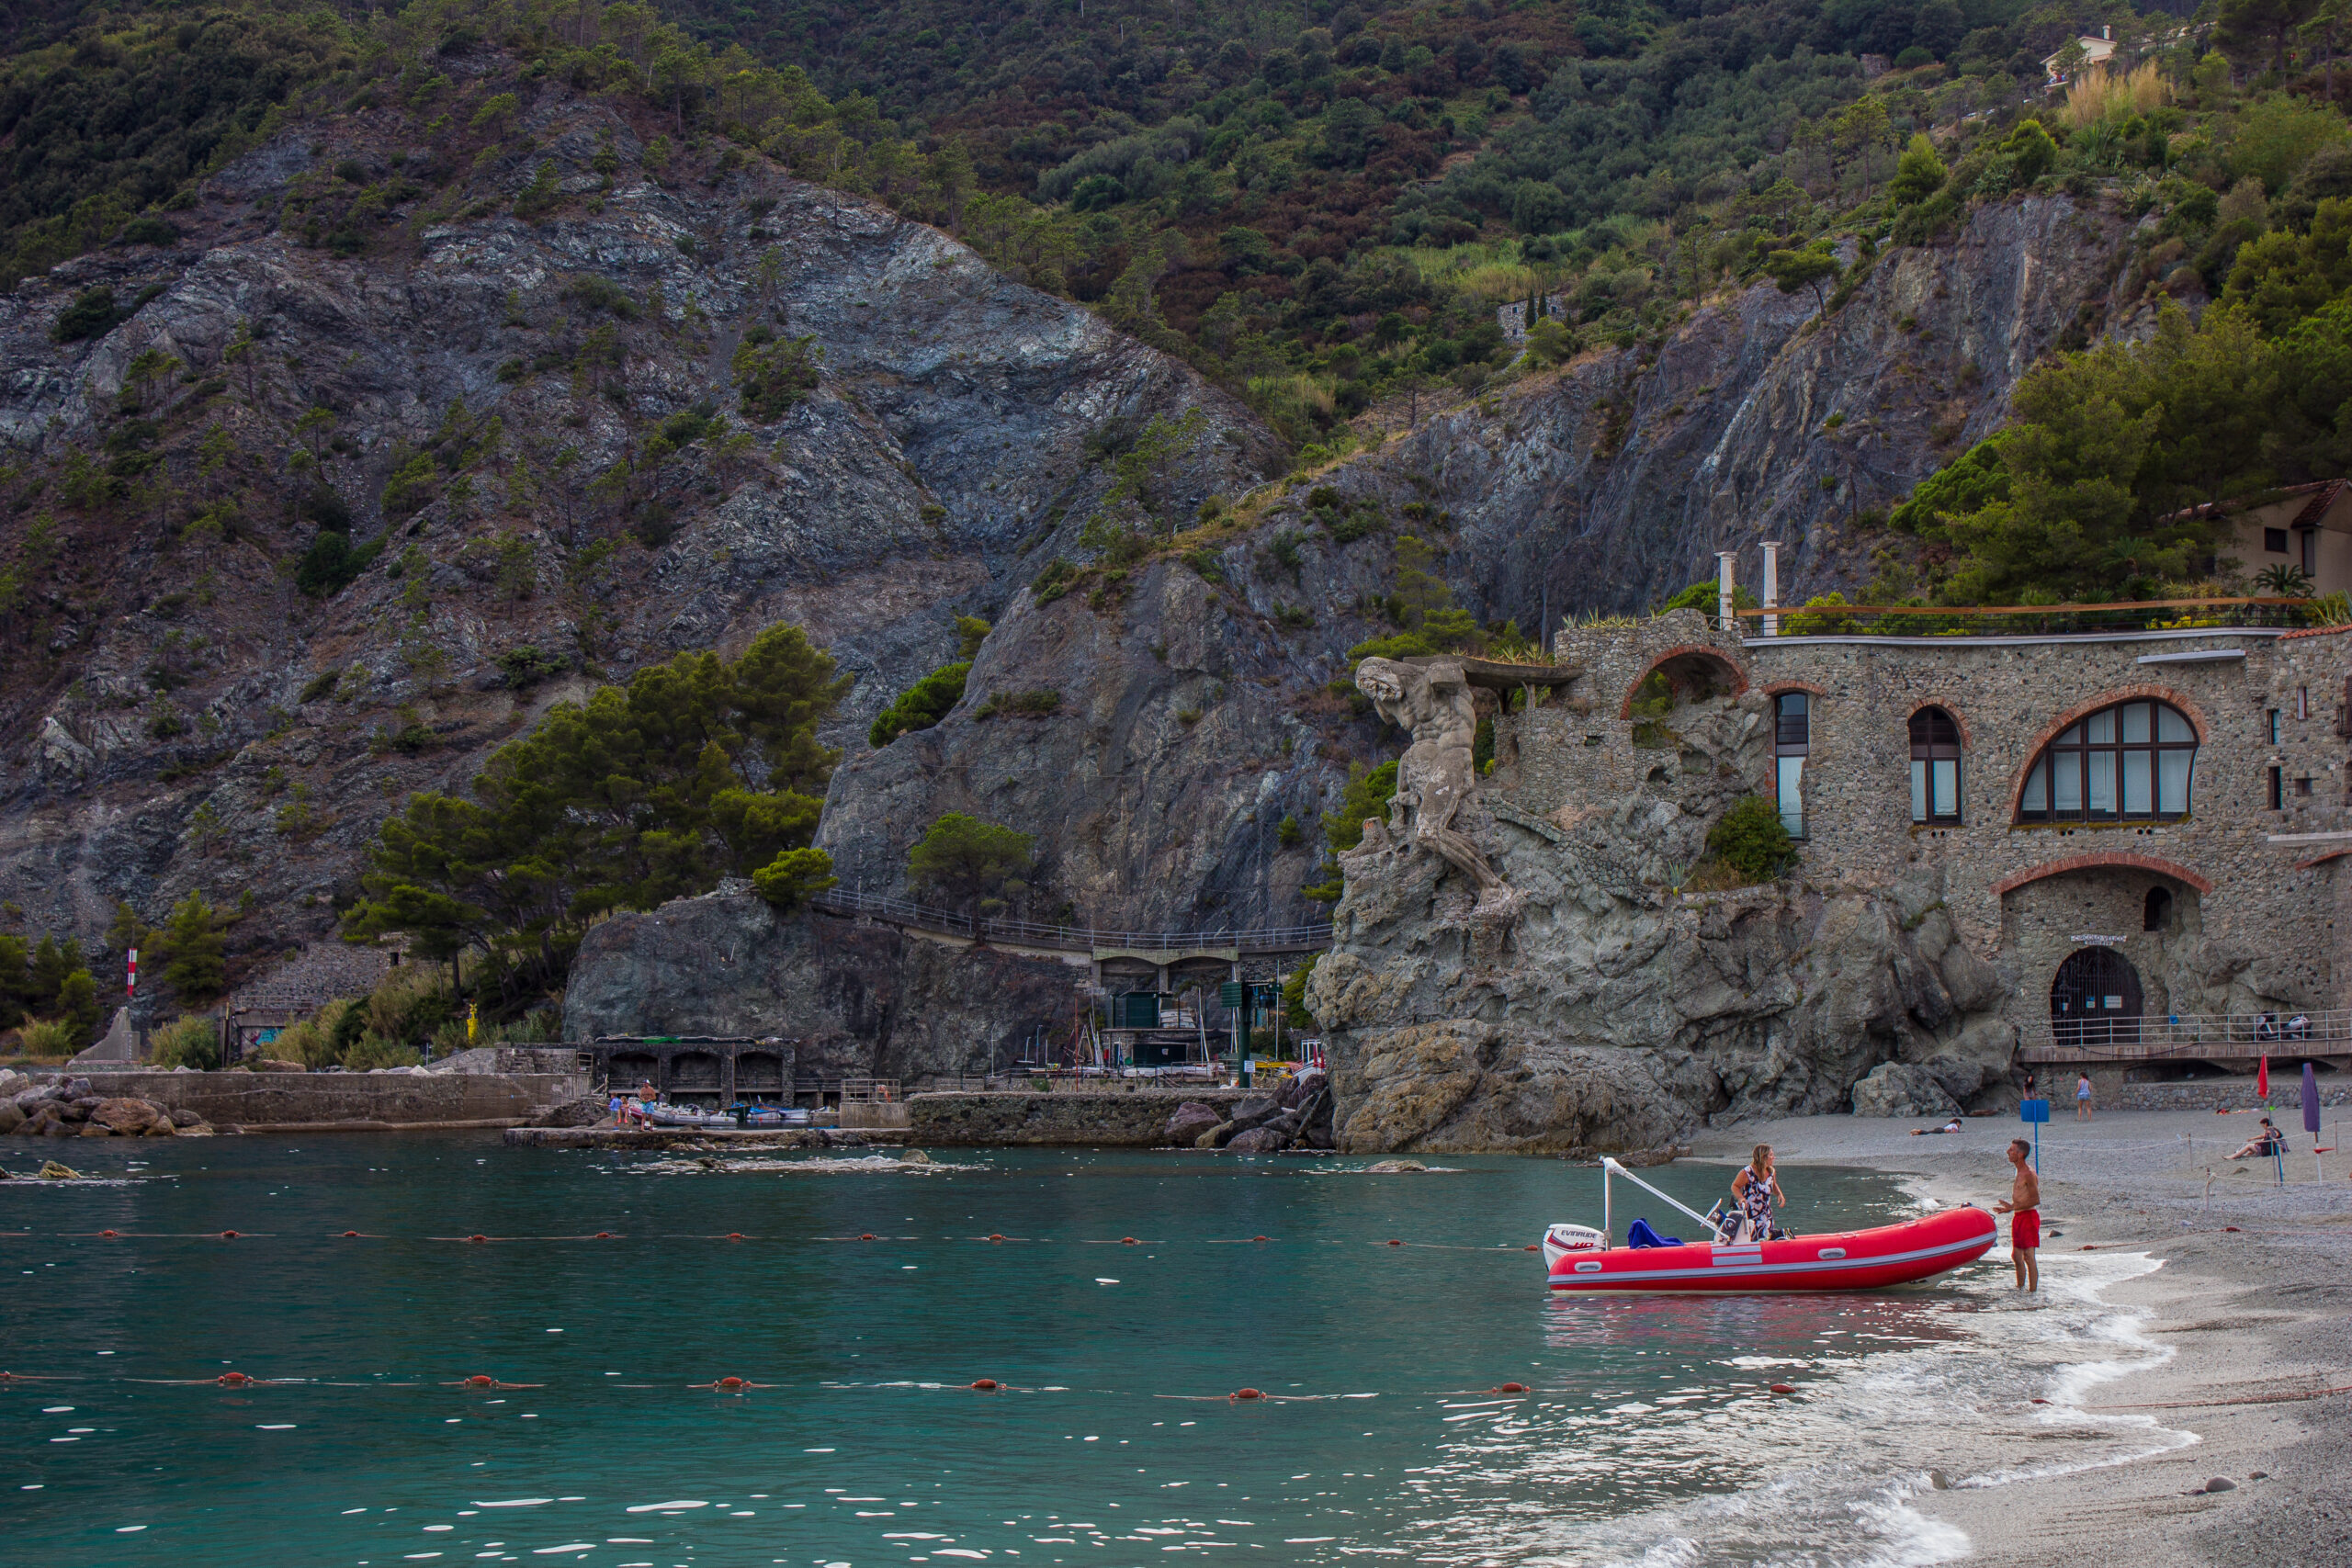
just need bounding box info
[0,49,2140,1134]
[1304,665,2018,1156]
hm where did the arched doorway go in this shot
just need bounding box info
[2051,948,2143,1049]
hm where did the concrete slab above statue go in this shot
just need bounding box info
[69,1007,139,1066]
[1352,656,1515,914]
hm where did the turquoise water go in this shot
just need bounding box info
[4,1137,2045,1565]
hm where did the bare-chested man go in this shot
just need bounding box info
[1992,1137,2041,1292]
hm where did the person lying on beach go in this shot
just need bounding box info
[2229,1118,2286,1159]
[1910,1118,1965,1135]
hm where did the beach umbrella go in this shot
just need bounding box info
[2257,1055,2269,1101]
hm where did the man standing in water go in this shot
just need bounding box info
[1993,1138,2040,1292]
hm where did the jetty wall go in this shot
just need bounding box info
[60,1070,590,1132]
[909,1089,1250,1145]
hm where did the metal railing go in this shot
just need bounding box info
[1737,596,2329,638]
[2020,1008,2352,1061]
[808,886,1332,954]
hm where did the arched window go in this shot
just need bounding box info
[1909,707,1962,824]
[2018,700,2198,822]
[1774,693,1809,839]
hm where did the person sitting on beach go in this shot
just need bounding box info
[1910,1117,1965,1135]
[1727,1145,1786,1242]
[2229,1118,2286,1159]
[1993,1138,2040,1292]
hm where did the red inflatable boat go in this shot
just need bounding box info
[1541,1158,2000,1294]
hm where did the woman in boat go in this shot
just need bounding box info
[1729,1145,1786,1242]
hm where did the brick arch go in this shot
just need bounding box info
[1905,698,1973,750]
[1619,646,1749,718]
[1992,852,2215,898]
[2003,684,2212,820]
[1760,679,1826,699]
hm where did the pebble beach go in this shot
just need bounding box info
[1690,1107,2352,1567]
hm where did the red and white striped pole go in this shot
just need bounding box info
[126,946,138,999]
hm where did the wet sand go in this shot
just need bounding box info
[1690,1108,2352,1567]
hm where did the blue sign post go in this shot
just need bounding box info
[2020,1098,2051,1173]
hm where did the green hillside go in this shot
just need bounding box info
[11,1,2352,604]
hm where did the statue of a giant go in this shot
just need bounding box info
[1352,656,1509,907]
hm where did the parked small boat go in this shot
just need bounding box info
[635,1102,810,1129]
[1542,1158,1998,1294]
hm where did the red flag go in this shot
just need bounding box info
[2258,1055,2269,1100]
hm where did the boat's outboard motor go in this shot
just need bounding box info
[1540,1223,1608,1269]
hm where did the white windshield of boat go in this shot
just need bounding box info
[1600,1156,1722,1244]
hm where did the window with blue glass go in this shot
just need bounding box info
[1774,693,1808,838]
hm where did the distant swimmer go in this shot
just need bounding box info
[1992,1137,2041,1292]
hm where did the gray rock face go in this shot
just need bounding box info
[1306,685,2019,1154]
[561,890,1082,1081]
[1850,1063,1962,1119]
[1224,1125,1291,1155]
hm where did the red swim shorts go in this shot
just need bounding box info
[2011,1209,2041,1250]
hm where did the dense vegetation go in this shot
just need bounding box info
[344,623,848,1011]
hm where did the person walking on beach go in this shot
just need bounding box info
[1994,1138,2041,1292]
[2075,1073,2094,1122]
[1729,1145,1785,1242]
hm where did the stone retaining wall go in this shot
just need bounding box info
[909,1089,1250,1145]
[60,1071,588,1130]
[2116,1080,2352,1113]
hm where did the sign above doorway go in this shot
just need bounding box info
[2068,934,2127,945]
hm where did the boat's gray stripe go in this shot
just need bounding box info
[1548,1229,1996,1287]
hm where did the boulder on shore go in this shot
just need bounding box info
[1849,1062,1962,1118]
[1165,1101,1223,1146]
[1193,1121,1238,1149]
[1226,1125,1292,1154]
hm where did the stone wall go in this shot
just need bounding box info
[909,1089,1249,1145]
[58,1070,586,1129]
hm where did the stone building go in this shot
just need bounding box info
[1525,599,2352,1079]
[1304,594,2350,1152]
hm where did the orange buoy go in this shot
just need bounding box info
[1494,1382,1528,1394]
[218,1372,253,1387]
[716,1376,747,1390]
[1769,1383,1797,1394]
[969,1378,1000,1391]
[1521,1244,1538,1251]
[2081,1244,2098,1251]
[727,1232,744,1241]
[1230,1387,1265,1401]
[465,1374,496,1387]
[341,1230,359,1238]
[860,1233,876,1240]
[100,1229,119,1238]
[1120,1236,1139,1245]
[219,1230,239,1239]
[988,1234,1005,1242]
[468,1234,489,1243]
[595,1232,612,1239]
[1385,1239,1403,1247]
[2223,1226,2242,1233]
[1252,1235,1269,1243]
[2031,1397,2050,1404]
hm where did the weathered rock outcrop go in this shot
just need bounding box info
[562,889,1084,1080]
[1306,679,2018,1155]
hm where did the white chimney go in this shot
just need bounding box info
[2101,25,2110,40]
[1716,551,1737,634]
[1760,541,1781,637]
